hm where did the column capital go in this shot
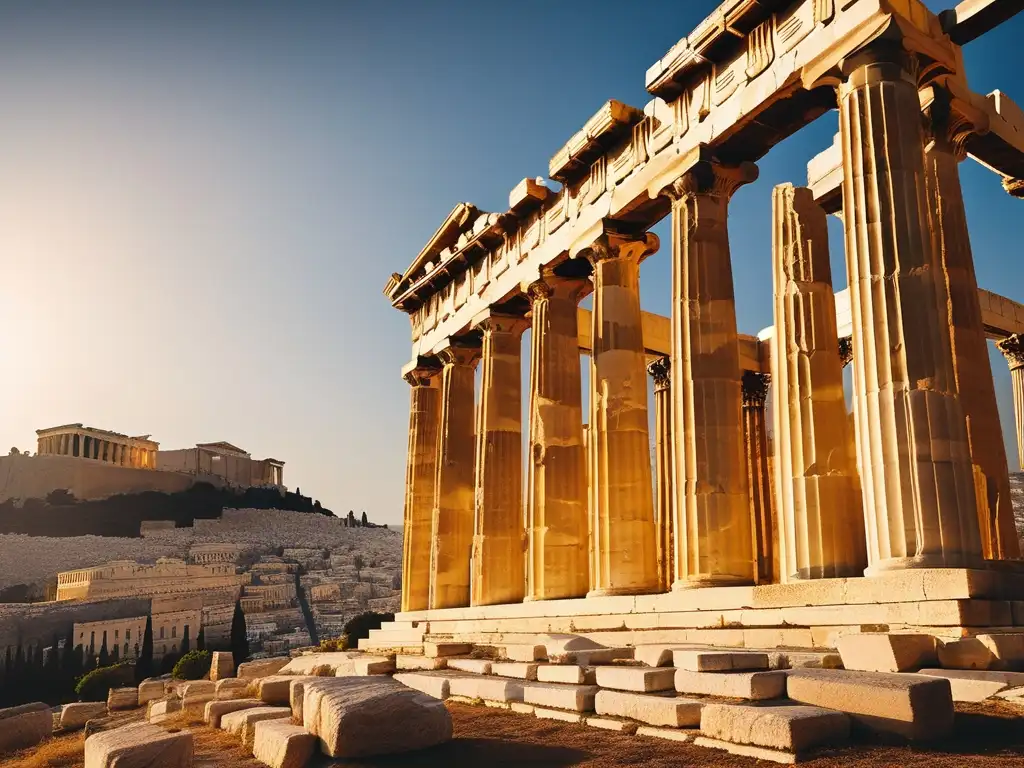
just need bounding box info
[663,159,758,203]
[470,309,530,337]
[920,84,987,162]
[401,356,442,387]
[1003,177,1024,199]
[436,337,482,368]
[523,268,591,305]
[741,370,771,408]
[581,231,659,267]
[647,355,671,392]
[998,334,1024,370]
[838,336,854,368]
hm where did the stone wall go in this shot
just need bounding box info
[0,596,151,652]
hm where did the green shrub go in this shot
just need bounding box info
[319,636,349,652]
[75,661,135,702]
[341,611,394,645]
[171,650,212,680]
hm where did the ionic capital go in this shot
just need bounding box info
[647,356,671,392]
[435,337,482,368]
[920,85,987,162]
[1003,177,1024,199]
[402,357,442,387]
[471,309,530,337]
[997,334,1024,370]
[741,370,771,408]
[663,159,758,204]
[582,231,660,267]
[838,336,854,368]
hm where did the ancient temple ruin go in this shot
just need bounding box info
[383,0,1024,648]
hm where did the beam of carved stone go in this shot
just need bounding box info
[585,231,660,597]
[429,339,481,610]
[400,361,442,612]
[525,274,591,601]
[741,371,776,585]
[771,184,866,581]
[648,356,673,592]
[940,0,1024,46]
[839,43,982,572]
[996,334,1024,470]
[665,155,757,589]
[924,86,1020,560]
[471,312,530,607]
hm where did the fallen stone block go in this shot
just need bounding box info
[537,664,596,685]
[222,706,292,751]
[279,651,360,676]
[147,698,181,722]
[59,702,106,731]
[633,645,694,668]
[977,633,1024,671]
[586,716,638,733]
[700,702,849,754]
[216,678,252,700]
[539,634,606,663]
[106,687,138,711]
[203,698,261,728]
[181,680,216,709]
[572,648,634,665]
[258,675,316,706]
[836,633,936,673]
[84,717,121,738]
[424,642,472,658]
[938,638,994,671]
[137,679,165,706]
[767,651,843,671]
[491,662,539,680]
[355,656,395,676]
[786,669,953,740]
[694,736,797,764]
[238,656,290,679]
[0,702,52,753]
[524,682,599,712]
[673,650,769,672]
[510,702,535,715]
[303,676,452,758]
[595,689,702,727]
[209,651,235,681]
[447,658,492,675]
[393,672,452,700]
[252,719,317,768]
[454,676,525,703]
[918,669,1024,702]
[289,679,309,720]
[396,655,447,671]
[534,707,584,723]
[637,726,697,743]
[504,644,545,662]
[83,723,192,768]
[674,670,787,700]
[596,666,675,693]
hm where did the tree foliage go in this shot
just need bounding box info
[172,650,211,680]
[230,600,249,668]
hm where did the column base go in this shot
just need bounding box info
[586,585,660,598]
[863,553,986,576]
[672,575,754,591]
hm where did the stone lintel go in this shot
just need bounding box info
[941,0,1024,46]
[508,177,551,213]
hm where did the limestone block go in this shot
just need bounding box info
[633,645,692,667]
[252,720,317,768]
[636,726,697,743]
[396,655,447,671]
[303,677,452,758]
[181,680,216,709]
[279,652,360,676]
[918,669,1024,702]
[393,672,452,700]
[289,679,308,720]
[107,687,138,711]
[424,642,471,658]
[674,670,787,700]
[571,648,633,665]
[938,638,994,670]
[223,706,291,750]
[700,703,849,753]
[237,656,290,679]
[0,702,51,753]
[83,723,192,768]
[137,680,165,706]
[147,698,180,722]
[523,682,599,712]
[786,669,953,740]
[504,644,545,662]
[539,634,607,663]
[694,737,797,764]
[258,675,316,706]
[672,650,769,672]
[586,716,638,733]
[534,707,583,723]
[595,666,675,692]
[594,689,702,727]
[456,676,525,703]
[510,702,535,715]
[60,702,106,731]
[216,678,252,700]
[203,698,261,728]
[491,662,539,680]
[978,634,1024,670]
[836,634,937,673]
[537,664,596,685]
[355,656,396,676]
[447,658,492,675]
[209,651,235,681]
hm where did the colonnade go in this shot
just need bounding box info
[399,43,1021,612]
[37,431,157,469]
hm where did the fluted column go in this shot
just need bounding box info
[924,89,1019,560]
[997,335,1024,472]
[772,183,866,580]
[430,338,481,609]
[666,158,758,589]
[586,231,659,597]
[742,371,776,584]
[648,356,673,592]
[525,273,590,601]
[472,311,529,607]
[400,360,442,612]
[839,43,982,571]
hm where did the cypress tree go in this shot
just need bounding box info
[180,626,190,655]
[230,600,249,668]
[135,616,154,682]
[98,639,109,668]
[196,627,206,652]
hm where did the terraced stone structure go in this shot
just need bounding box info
[384,0,1024,648]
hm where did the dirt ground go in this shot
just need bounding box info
[4,700,1024,768]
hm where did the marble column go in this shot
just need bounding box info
[430,338,481,609]
[586,231,659,597]
[839,43,982,571]
[60,434,69,456]
[924,90,1019,560]
[665,158,758,589]
[742,371,776,584]
[525,273,591,601]
[471,311,529,607]
[401,360,441,612]
[648,356,673,592]
[772,183,866,580]
[997,335,1024,471]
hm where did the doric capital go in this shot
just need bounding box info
[647,356,671,391]
[741,370,771,408]
[1003,177,1024,199]
[838,336,854,368]
[471,309,529,337]
[663,159,759,204]
[523,268,591,305]
[435,337,482,368]
[997,334,1024,370]
[582,231,660,267]
[402,356,442,387]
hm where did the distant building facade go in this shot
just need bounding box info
[157,441,284,488]
[73,598,202,659]
[36,424,158,469]
[56,558,245,601]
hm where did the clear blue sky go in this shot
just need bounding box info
[1,1,1021,525]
